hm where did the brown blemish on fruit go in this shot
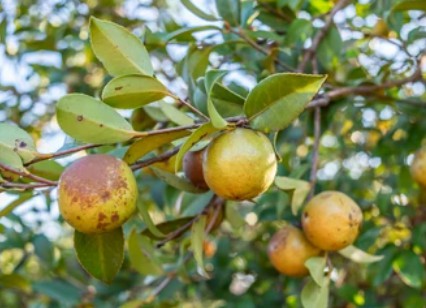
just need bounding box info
[115,86,123,91]
[77,216,81,220]
[111,212,119,222]
[18,141,27,148]
[77,115,83,121]
[101,191,111,201]
[98,212,107,222]
[99,124,104,127]
[304,212,309,218]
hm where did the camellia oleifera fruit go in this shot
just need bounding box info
[203,128,277,200]
[268,225,321,277]
[410,148,426,187]
[58,154,138,234]
[183,148,209,190]
[302,191,363,251]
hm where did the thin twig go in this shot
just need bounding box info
[174,96,210,121]
[308,107,321,200]
[0,182,54,190]
[229,28,295,71]
[297,0,350,72]
[130,147,180,171]
[0,162,58,186]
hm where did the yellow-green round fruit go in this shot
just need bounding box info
[268,225,321,277]
[58,154,138,234]
[411,148,426,187]
[302,191,363,251]
[202,128,277,200]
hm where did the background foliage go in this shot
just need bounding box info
[0,0,425,307]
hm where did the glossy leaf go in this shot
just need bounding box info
[274,176,310,215]
[27,160,64,181]
[393,0,426,11]
[102,74,170,109]
[191,215,207,276]
[0,147,25,171]
[124,130,190,164]
[136,197,165,238]
[393,250,426,289]
[181,0,219,21]
[301,276,329,308]
[90,17,153,76]
[74,228,124,283]
[128,230,163,276]
[151,167,206,194]
[0,123,38,163]
[205,70,228,128]
[339,245,384,264]
[305,256,327,287]
[56,93,135,144]
[215,0,241,26]
[159,101,195,126]
[175,122,218,172]
[244,73,326,132]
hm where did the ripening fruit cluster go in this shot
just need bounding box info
[57,128,277,234]
[268,191,363,277]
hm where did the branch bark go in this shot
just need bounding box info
[297,0,350,72]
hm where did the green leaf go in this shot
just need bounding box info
[205,70,228,128]
[33,234,54,266]
[305,256,327,287]
[274,176,310,215]
[0,147,25,171]
[33,280,82,305]
[151,167,206,194]
[317,26,342,70]
[174,122,218,172]
[191,215,207,276]
[181,0,219,21]
[128,230,163,276]
[244,73,327,132]
[393,0,426,11]
[225,202,245,228]
[102,74,170,109]
[215,0,241,26]
[301,276,329,308]
[56,93,136,144]
[74,228,124,283]
[141,216,195,240]
[159,101,195,126]
[165,25,222,42]
[0,274,31,293]
[136,197,165,238]
[90,17,153,76]
[27,160,64,181]
[392,250,426,289]
[0,123,38,163]
[339,245,384,264]
[124,130,190,164]
[0,193,33,217]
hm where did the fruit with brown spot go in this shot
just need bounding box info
[267,225,321,277]
[58,154,138,234]
[183,148,209,190]
[203,128,277,200]
[302,191,363,251]
[411,148,426,187]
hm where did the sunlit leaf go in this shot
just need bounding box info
[244,73,326,132]
[191,215,207,276]
[204,70,229,128]
[274,176,310,215]
[56,93,136,144]
[0,123,38,163]
[339,245,384,264]
[124,130,190,164]
[301,276,329,308]
[393,250,426,289]
[90,17,153,76]
[136,197,165,238]
[159,101,195,126]
[102,74,170,109]
[305,256,327,287]
[181,0,219,21]
[27,160,64,181]
[128,230,163,276]
[175,122,219,172]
